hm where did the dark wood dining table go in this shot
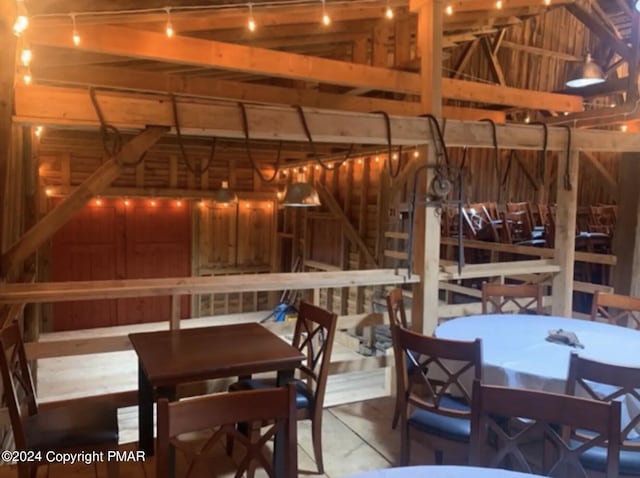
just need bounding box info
[129,322,305,475]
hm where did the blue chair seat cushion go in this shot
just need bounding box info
[408,395,471,443]
[571,437,640,475]
[229,378,313,410]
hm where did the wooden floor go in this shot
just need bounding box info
[0,396,435,478]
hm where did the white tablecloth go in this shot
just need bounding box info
[436,314,640,435]
[344,465,545,478]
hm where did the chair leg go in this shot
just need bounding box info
[311,417,324,474]
[391,396,401,430]
[399,423,410,466]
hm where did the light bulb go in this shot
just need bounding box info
[247,4,256,32]
[34,126,43,137]
[73,30,81,46]
[23,71,32,85]
[20,48,32,67]
[496,0,503,8]
[621,124,628,132]
[176,200,183,207]
[45,188,52,197]
[95,198,103,206]
[445,4,453,15]
[124,199,130,206]
[322,13,331,25]
[385,6,394,19]
[413,150,420,158]
[13,16,28,36]
[544,0,551,4]
[164,8,174,38]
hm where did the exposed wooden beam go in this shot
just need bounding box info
[482,34,506,86]
[580,151,617,196]
[453,39,480,79]
[315,182,379,268]
[0,127,167,277]
[14,85,640,152]
[501,41,583,62]
[28,24,584,112]
[565,3,633,62]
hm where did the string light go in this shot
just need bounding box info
[413,150,420,158]
[385,3,394,19]
[495,0,503,9]
[45,188,52,197]
[247,3,256,32]
[321,0,331,26]
[445,4,453,15]
[176,200,183,207]
[621,124,628,132]
[164,8,174,37]
[95,198,103,206]
[392,152,398,160]
[544,0,551,4]
[34,125,43,137]
[13,0,29,36]
[20,47,32,67]
[124,199,130,206]
[315,165,320,171]
[150,199,157,207]
[71,14,81,46]
[23,69,32,85]
[199,200,206,208]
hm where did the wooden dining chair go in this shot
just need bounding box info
[392,324,482,466]
[481,282,544,315]
[470,380,621,478]
[0,322,119,478]
[590,291,640,329]
[157,384,298,478]
[386,288,409,430]
[566,353,640,476]
[228,301,337,474]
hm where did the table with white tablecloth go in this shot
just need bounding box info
[343,465,546,478]
[436,314,640,435]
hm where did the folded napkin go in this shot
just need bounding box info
[546,329,584,349]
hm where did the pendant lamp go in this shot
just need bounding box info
[282,172,321,207]
[565,53,605,88]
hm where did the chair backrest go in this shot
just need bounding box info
[481,282,544,314]
[500,210,533,244]
[506,201,535,232]
[292,301,337,414]
[386,288,409,329]
[590,291,640,329]
[470,381,621,478]
[567,352,640,451]
[392,325,481,420]
[0,322,38,451]
[156,384,298,478]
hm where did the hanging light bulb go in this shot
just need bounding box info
[164,8,174,38]
[34,126,43,137]
[247,3,256,32]
[13,0,29,36]
[385,4,394,19]
[71,14,80,46]
[321,0,331,26]
[23,69,32,85]
[544,0,551,5]
[445,4,453,15]
[20,47,32,67]
[496,0,503,9]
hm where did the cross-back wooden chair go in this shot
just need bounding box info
[157,384,298,478]
[392,324,482,466]
[590,291,640,329]
[386,288,409,430]
[470,380,621,478]
[500,210,534,244]
[506,201,535,233]
[566,353,640,476]
[481,282,544,315]
[0,322,119,478]
[228,301,337,474]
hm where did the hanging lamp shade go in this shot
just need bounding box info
[636,0,640,12]
[282,173,321,207]
[213,180,238,204]
[565,53,605,88]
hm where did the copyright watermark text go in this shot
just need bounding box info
[1,450,146,465]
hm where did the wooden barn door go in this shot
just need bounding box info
[51,198,191,331]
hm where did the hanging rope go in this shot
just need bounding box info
[89,87,124,160]
[294,105,354,170]
[370,111,401,178]
[558,125,573,191]
[171,94,216,177]
[238,102,281,183]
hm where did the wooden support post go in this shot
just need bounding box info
[1,126,167,277]
[170,294,181,330]
[612,151,640,296]
[411,0,442,335]
[551,149,579,317]
[0,3,17,263]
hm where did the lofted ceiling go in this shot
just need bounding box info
[9,0,640,165]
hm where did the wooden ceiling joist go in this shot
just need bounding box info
[13,84,639,152]
[34,65,506,123]
[28,24,584,112]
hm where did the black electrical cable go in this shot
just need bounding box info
[480,118,506,187]
[89,87,123,160]
[531,122,548,188]
[370,110,401,178]
[558,125,573,191]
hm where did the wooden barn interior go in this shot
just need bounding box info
[2,0,640,477]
